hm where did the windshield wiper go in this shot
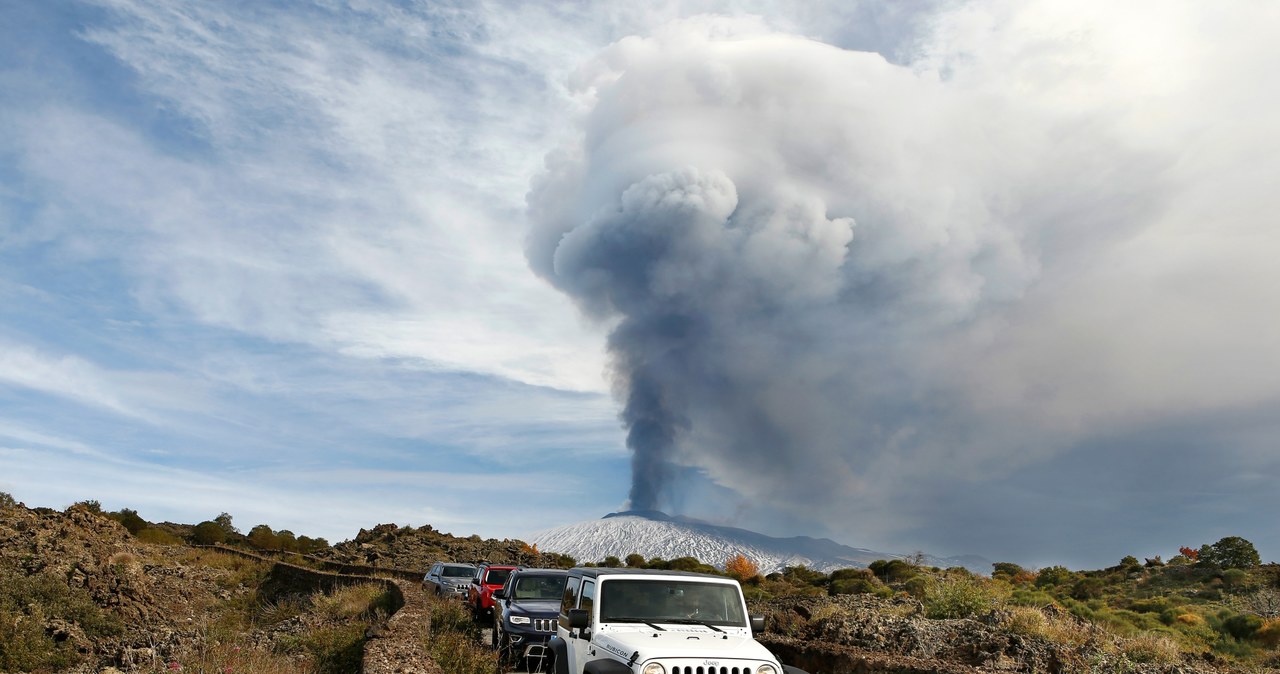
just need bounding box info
[659,619,725,632]
[606,617,666,630]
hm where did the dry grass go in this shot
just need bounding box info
[108,551,140,568]
[1002,606,1094,648]
[423,594,496,674]
[1257,619,1280,648]
[1120,632,1182,665]
[313,583,390,621]
[809,604,847,621]
[139,640,308,674]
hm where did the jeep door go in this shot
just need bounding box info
[557,576,596,674]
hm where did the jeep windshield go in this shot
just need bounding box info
[442,565,473,577]
[485,568,513,585]
[512,575,565,600]
[599,580,747,627]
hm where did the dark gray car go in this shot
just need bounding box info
[424,561,477,598]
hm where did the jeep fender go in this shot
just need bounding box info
[584,659,634,674]
[549,637,570,674]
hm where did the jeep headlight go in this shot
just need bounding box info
[510,616,531,625]
[755,665,777,674]
[642,663,665,674]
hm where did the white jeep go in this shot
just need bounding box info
[548,568,805,674]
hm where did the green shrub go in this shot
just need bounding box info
[924,577,1007,619]
[136,527,183,545]
[1071,578,1105,600]
[830,577,880,595]
[1128,597,1174,614]
[1035,565,1078,588]
[69,499,102,513]
[277,623,365,674]
[1009,588,1057,607]
[191,520,227,545]
[109,508,148,535]
[868,559,917,582]
[0,569,123,671]
[1221,568,1250,589]
[1223,613,1264,640]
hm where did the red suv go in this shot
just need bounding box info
[468,563,518,621]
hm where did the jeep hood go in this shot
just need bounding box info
[595,628,777,662]
[509,598,560,616]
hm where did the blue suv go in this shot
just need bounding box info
[491,568,568,669]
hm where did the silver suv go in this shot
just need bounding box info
[424,562,477,598]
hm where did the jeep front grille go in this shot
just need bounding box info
[533,618,556,632]
[671,667,753,674]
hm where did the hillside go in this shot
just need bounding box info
[2,495,1277,674]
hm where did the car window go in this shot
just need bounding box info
[486,568,513,585]
[580,580,595,619]
[559,576,582,626]
[513,575,564,600]
[599,580,746,626]
[443,565,473,577]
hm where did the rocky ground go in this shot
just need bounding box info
[1,503,1272,673]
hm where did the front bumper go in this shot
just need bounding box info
[440,583,469,597]
[505,620,557,662]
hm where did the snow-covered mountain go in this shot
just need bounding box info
[527,511,989,575]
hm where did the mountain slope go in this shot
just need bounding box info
[527,511,988,574]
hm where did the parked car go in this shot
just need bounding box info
[549,567,807,674]
[491,568,567,669]
[469,563,518,621]
[424,562,477,599]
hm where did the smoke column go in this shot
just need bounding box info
[525,11,1280,545]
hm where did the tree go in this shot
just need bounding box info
[111,508,148,535]
[625,553,646,568]
[276,530,297,552]
[214,512,239,536]
[191,521,226,545]
[247,524,279,551]
[992,562,1028,580]
[602,556,622,568]
[1035,566,1077,587]
[725,554,760,581]
[1199,536,1262,569]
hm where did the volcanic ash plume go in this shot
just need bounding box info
[525,19,1044,517]
[525,10,1277,543]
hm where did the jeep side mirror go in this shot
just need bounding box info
[568,608,590,629]
[493,589,506,600]
[750,614,766,633]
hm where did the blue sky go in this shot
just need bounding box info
[2,0,1278,571]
